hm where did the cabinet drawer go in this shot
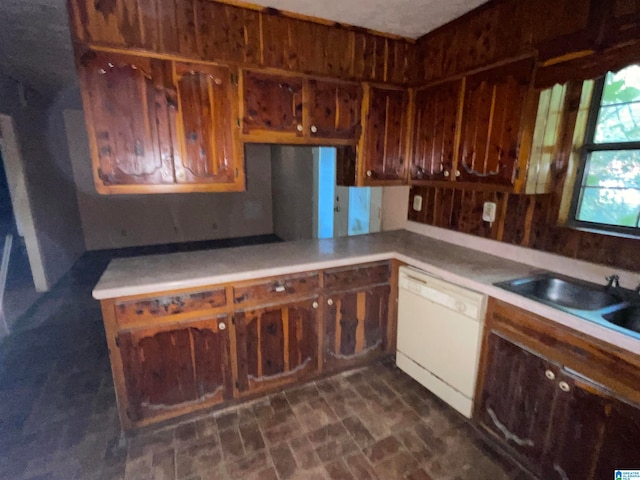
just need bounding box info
[323,262,390,292]
[233,272,319,306]
[115,288,227,326]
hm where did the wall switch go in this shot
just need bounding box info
[413,195,423,212]
[482,202,496,222]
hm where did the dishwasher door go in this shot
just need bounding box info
[396,267,486,417]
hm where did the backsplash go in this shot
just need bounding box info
[408,186,639,272]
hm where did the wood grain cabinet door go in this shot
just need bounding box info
[307,79,362,140]
[234,298,320,395]
[545,372,640,480]
[78,50,176,191]
[116,315,233,424]
[410,79,462,182]
[323,284,389,369]
[361,85,409,183]
[173,62,244,190]
[457,58,535,186]
[241,70,304,137]
[476,331,557,471]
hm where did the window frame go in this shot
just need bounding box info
[569,70,640,236]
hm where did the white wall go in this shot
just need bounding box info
[64,109,274,250]
[382,186,410,231]
[0,76,85,290]
[271,145,314,241]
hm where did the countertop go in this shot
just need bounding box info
[93,229,640,356]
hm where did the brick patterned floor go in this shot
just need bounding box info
[0,250,537,480]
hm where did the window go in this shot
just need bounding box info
[572,64,640,234]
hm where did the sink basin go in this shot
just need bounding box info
[497,274,623,311]
[603,307,640,334]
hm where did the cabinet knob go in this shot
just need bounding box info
[558,381,570,392]
[310,125,318,134]
[274,283,286,293]
[218,322,226,331]
[327,299,334,306]
[545,370,555,380]
[296,124,303,132]
[366,170,373,177]
[455,170,461,177]
[443,170,450,177]
[312,301,319,309]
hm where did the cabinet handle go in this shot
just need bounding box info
[366,170,373,177]
[274,283,286,293]
[218,322,226,331]
[545,370,556,380]
[310,125,318,134]
[312,301,319,309]
[443,170,450,177]
[296,124,303,132]
[558,381,570,392]
[455,170,461,177]
[327,299,334,306]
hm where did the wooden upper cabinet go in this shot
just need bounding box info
[410,79,463,182]
[241,70,304,137]
[78,51,176,191]
[457,58,536,186]
[360,85,410,184]
[306,79,362,140]
[77,49,244,194]
[173,62,243,189]
[240,71,362,144]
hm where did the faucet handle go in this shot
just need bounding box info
[606,274,620,289]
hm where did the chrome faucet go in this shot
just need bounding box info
[606,274,620,290]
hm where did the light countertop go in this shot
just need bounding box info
[93,229,640,356]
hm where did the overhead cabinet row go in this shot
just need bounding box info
[80,49,563,194]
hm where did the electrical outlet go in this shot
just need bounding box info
[413,195,423,212]
[482,202,496,222]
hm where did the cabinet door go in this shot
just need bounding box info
[241,70,304,136]
[235,298,319,394]
[546,372,640,480]
[307,79,362,139]
[361,86,409,183]
[476,331,557,470]
[173,62,243,190]
[78,51,175,190]
[117,315,232,424]
[410,79,462,182]
[457,58,534,185]
[324,284,389,369]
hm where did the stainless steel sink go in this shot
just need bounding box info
[496,273,623,311]
[603,306,640,334]
[495,273,640,339]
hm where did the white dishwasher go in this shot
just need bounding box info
[396,266,487,418]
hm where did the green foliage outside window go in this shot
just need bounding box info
[576,65,640,230]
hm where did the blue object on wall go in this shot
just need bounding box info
[317,147,335,239]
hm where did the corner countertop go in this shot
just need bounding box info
[93,229,640,357]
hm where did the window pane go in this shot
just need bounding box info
[594,102,640,142]
[600,65,640,106]
[577,187,640,227]
[584,150,640,188]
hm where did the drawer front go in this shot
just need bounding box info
[323,262,390,292]
[233,273,319,306]
[116,288,227,326]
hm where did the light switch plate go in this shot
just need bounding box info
[482,202,496,222]
[413,195,423,211]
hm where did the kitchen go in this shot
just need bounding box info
[1,0,640,479]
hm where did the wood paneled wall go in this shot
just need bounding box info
[409,0,640,272]
[67,0,414,85]
[408,186,639,271]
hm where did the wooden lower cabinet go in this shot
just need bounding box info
[234,298,320,395]
[476,299,640,479]
[323,284,390,369]
[116,314,233,425]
